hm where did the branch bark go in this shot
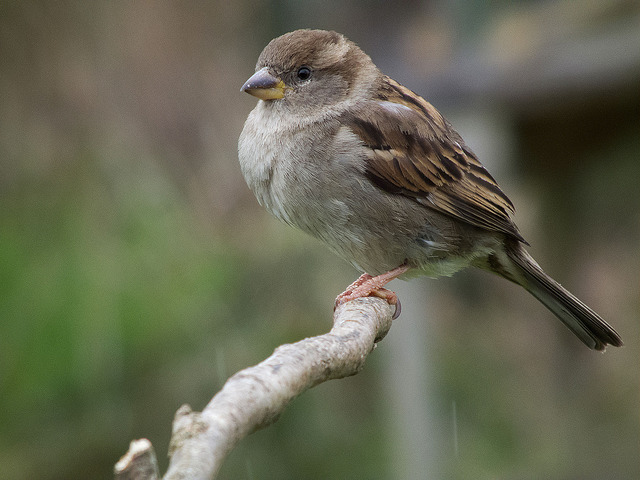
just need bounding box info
[114,439,159,480]
[114,297,394,479]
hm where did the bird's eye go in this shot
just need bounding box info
[296,66,311,81]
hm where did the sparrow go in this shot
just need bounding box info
[238,29,622,351]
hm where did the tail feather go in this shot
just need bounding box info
[506,248,623,351]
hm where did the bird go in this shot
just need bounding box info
[238,29,622,351]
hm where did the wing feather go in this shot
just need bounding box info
[342,76,525,242]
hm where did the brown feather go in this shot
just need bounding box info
[343,76,525,243]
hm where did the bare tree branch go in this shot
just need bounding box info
[114,439,160,480]
[115,297,394,479]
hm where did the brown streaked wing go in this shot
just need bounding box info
[343,77,525,242]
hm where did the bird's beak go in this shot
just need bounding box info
[241,67,286,100]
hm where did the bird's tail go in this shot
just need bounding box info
[505,247,623,351]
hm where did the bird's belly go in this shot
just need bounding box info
[266,176,473,277]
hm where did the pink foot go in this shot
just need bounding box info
[334,264,411,319]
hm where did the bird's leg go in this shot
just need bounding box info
[335,264,411,319]
[341,272,374,294]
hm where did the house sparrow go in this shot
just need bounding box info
[238,29,622,351]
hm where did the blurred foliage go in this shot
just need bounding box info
[1,1,639,479]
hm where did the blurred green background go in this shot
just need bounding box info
[1,1,638,479]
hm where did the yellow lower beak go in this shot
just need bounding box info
[241,67,286,100]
